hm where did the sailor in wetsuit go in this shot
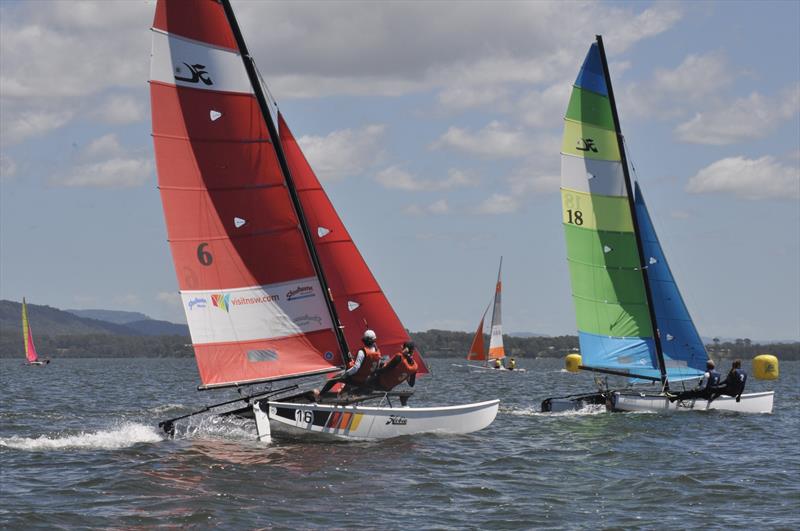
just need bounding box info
[712,359,747,402]
[667,360,720,402]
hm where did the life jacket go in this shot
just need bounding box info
[731,368,747,394]
[378,354,418,391]
[705,369,721,389]
[348,345,381,385]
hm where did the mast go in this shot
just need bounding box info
[220,0,352,365]
[595,35,668,388]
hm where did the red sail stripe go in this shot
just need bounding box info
[153,0,238,51]
[278,113,429,374]
[194,330,340,388]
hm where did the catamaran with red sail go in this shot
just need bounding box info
[150,0,498,440]
[466,259,524,372]
[22,298,49,366]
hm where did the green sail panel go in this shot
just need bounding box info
[562,120,620,161]
[565,87,615,130]
[571,295,653,338]
[563,223,640,269]
[561,188,633,232]
[568,259,648,306]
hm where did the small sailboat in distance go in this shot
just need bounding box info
[541,36,773,414]
[466,259,524,372]
[150,0,498,441]
[22,298,49,366]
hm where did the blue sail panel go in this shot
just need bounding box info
[574,43,608,96]
[634,182,708,380]
[578,331,658,374]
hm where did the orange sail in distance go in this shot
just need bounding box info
[467,258,505,363]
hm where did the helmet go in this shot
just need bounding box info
[362,329,377,345]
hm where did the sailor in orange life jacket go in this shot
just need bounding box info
[315,329,381,399]
[369,341,419,392]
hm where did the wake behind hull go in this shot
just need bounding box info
[611,391,774,414]
[260,399,500,441]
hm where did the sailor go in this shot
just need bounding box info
[667,360,721,402]
[494,358,503,369]
[712,359,748,402]
[508,358,517,371]
[370,341,419,392]
[316,329,381,399]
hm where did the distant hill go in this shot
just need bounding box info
[66,309,150,325]
[0,300,191,358]
[124,319,189,336]
[1,300,137,337]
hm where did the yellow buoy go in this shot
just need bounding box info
[565,353,582,373]
[752,354,779,380]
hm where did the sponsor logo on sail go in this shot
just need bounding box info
[187,297,207,310]
[323,351,334,361]
[287,285,315,301]
[385,415,408,426]
[174,62,213,85]
[211,292,280,312]
[294,314,323,327]
[211,293,231,312]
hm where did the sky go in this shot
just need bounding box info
[1,0,798,341]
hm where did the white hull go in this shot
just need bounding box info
[253,399,500,441]
[612,391,774,414]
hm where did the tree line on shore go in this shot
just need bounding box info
[1,329,797,360]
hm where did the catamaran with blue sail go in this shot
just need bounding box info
[541,36,774,414]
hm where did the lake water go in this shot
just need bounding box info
[1,357,798,529]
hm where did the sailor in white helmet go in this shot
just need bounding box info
[315,329,381,400]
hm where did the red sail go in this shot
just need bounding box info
[150,0,343,387]
[466,315,487,361]
[278,113,429,374]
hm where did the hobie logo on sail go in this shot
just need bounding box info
[174,62,213,85]
[576,138,598,153]
[211,293,231,312]
[287,285,315,301]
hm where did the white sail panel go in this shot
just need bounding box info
[561,154,627,197]
[181,277,334,345]
[150,29,253,93]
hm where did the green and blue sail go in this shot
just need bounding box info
[561,41,706,382]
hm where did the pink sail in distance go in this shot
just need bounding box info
[22,298,39,363]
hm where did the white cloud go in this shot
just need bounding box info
[675,86,800,145]
[83,133,124,159]
[0,109,74,145]
[620,52,732,120]
[432,121,531,159]
[92,94,147,125]
[517,82,572,128]
[686,156,800,200]
[114,293,141,307]
[51,133,153,188]
[478,193,521,214]
[58,158,153,188]
[376,167,476,191]
[297,124,385,181]
[404,199,450,216]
